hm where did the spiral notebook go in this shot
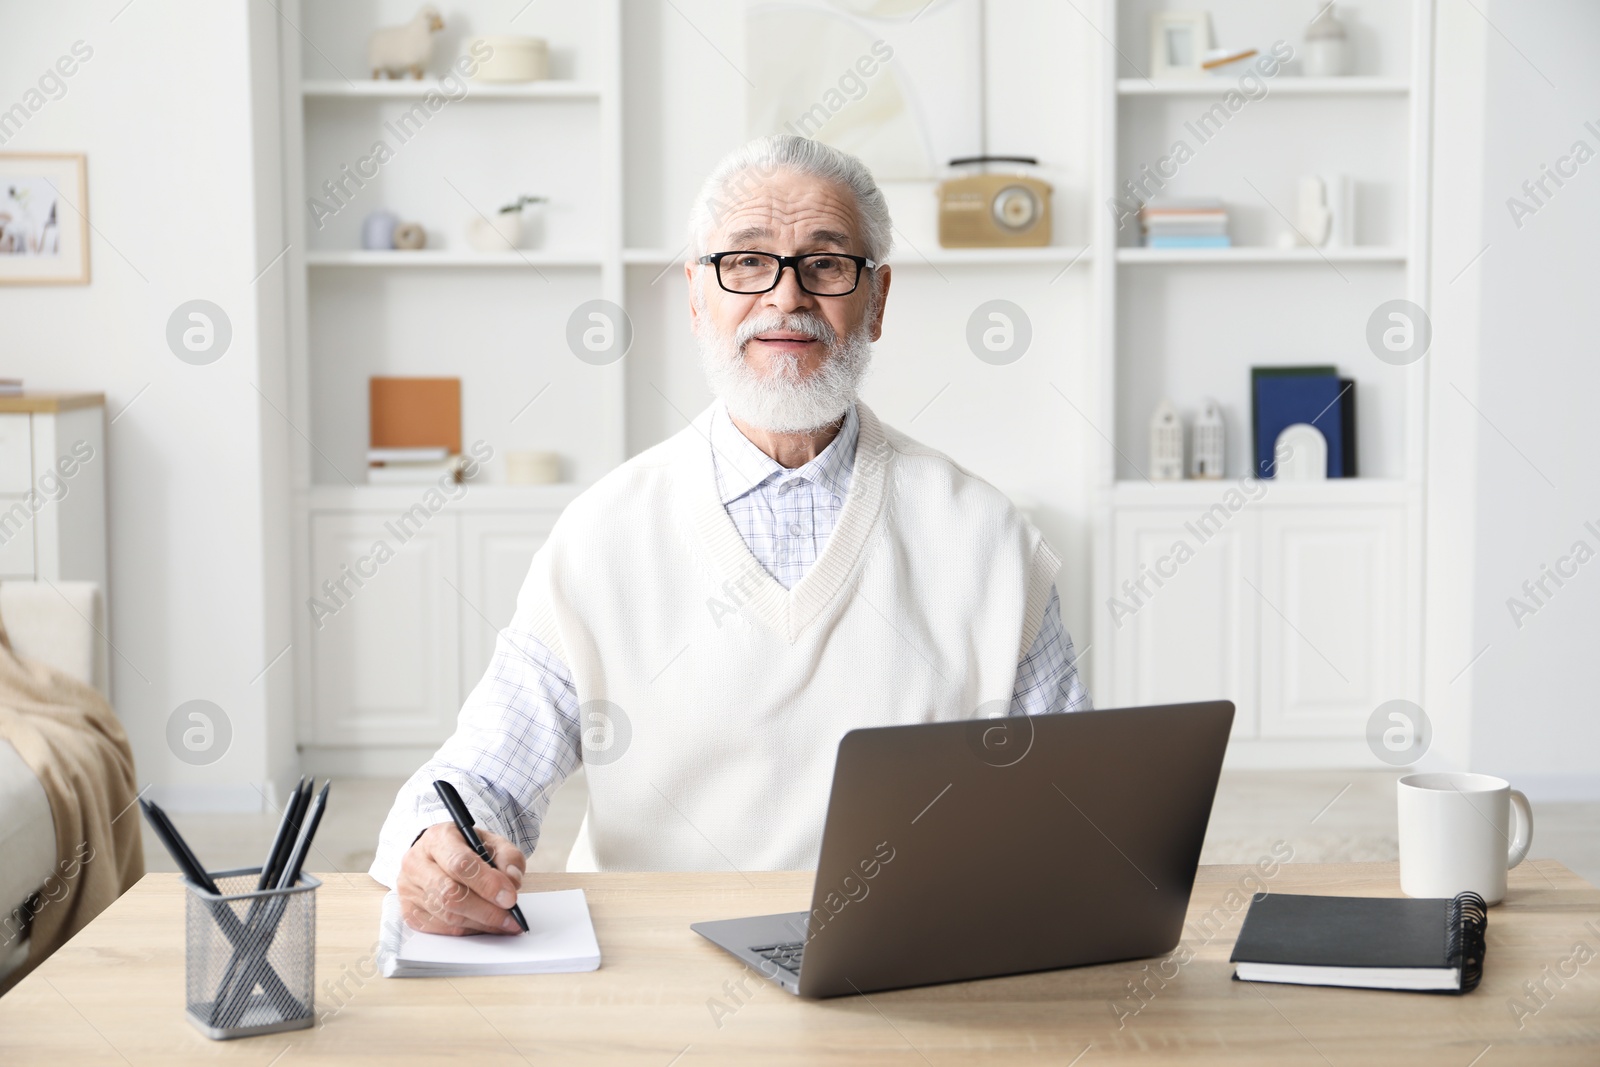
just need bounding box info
[377,888,601,978]
[1230,891,1487,993]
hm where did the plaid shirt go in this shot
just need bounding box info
[372,401,1091,875]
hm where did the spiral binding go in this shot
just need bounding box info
[1447,890,1488,994]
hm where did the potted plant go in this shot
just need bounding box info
[466,195,548,252]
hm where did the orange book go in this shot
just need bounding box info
[369,377,461,454]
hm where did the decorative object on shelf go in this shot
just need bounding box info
[1150,400,1185,481]
[465,195,548,253]
[361,209,398,251]
[1293,176,1333,246]
[369,377,461,484]
[368,6,444,80]
[1325,174,1356,247]
[1149,12,1212,79]
[468,36,550,82]
[937,157,1052,248]
[1304,3,1350,77]
[1202,46,1258,76]
[506,451,562,485]
[0,152,89,285]
[1193,400,1225,479]
[392,221,427,250]
[1273,424,1329,481]
[1251,366,1356,478]
[1141,198,1229,249]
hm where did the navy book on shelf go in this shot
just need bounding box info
[1253,373,1350,478]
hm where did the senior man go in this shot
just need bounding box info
[371,135,1090,936]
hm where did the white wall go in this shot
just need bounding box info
[1429,0,1600,798]
[0,1,294,810]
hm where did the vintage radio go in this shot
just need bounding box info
[937,156,1053,248]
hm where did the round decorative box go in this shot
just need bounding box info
[469,36,550,82]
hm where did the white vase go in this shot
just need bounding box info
[466,213,522,253]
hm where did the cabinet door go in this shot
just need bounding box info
[308,512,460,745]
[1108,507,1258,737]
[1257,506,1405,738]
[458,512,558,702]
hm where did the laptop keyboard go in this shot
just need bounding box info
[750,941,804,974]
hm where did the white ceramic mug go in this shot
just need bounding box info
[1397,772,1533,905]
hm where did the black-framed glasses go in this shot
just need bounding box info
[697,250,878,296]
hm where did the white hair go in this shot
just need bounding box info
[686,135,893,264]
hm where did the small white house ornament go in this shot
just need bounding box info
[1150,399,1184,481]
[1193,399,1225,479]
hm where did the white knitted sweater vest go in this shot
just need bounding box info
[514,400,1061,872]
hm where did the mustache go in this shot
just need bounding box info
[733,310,838,351]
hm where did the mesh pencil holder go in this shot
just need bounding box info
[183,868,320,1040]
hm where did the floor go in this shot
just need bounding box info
[141,769,1600,888]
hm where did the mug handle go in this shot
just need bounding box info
[1506,789,1534,869]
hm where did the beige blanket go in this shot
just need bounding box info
[0,616,143,994]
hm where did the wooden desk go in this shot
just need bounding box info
[3,862,1597,1065]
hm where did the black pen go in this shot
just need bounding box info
[432,779,527,932]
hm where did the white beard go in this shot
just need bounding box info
[695,285,877,435]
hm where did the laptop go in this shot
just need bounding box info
[692,700,1234,998]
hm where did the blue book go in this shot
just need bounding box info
[1146,235,1232,248]
[1253,374,1349,478]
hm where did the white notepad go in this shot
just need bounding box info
[377,888,601,977]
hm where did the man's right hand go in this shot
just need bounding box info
[397,822,527,936]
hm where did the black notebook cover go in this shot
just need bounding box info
[1230,891,1487,993]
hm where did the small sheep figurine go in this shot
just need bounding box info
[368,7,444,80]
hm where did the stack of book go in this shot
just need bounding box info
[367,446,462,484]
[1140,199,1230,249]
[0,379,23,397]
[368,376,463,485]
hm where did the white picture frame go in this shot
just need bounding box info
[1149,13,1213,80]
[0,153,89,285]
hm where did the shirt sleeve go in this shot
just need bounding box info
[1009,582,1093,717]
[368,620,583,887]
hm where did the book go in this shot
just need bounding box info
[1339,377,1358,477]
[370,377,462,454]
[1230,891,1487,993]
[367,459,462,485]
[1146,235,1232,248]
[377,887,601,978]
[1250,366,1346,478]
[368,446,452,464]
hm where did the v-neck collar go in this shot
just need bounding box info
[679,399,891,643]
[710,399,859,508]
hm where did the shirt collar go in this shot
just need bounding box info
[710,397,858,506]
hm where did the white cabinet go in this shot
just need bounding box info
[303,503,560,751]
[1257,507,1406,738]
[1101,490,1411,751]
[0,397,109,690]
[1109,507,1258,738]
[458,513,558,702]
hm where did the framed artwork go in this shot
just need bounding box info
[0,153,89,285]
[1149,13,1212,79]
[746,0,984,181]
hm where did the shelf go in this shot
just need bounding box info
[623,248,691,266]
[1117,77,1410,96]
[302,79,602,100]
[1116,246,1406,265]
[1109,478,1413,507]
[306,250,605,268]
[305,483,586,512]
[892,246,1092,267]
